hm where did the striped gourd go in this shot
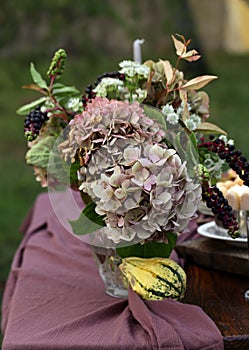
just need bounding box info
[119,257,186,301]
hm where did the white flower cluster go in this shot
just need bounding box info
[161,104,179,125]
[185,114,201,131]
[66,97,83,112]
[161,103,201,130]
[92,63,148,102]
[123,87,147,102]
[80,141,201,243]
[119,60,150,79]
[93,77,124,97]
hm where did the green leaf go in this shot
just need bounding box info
[69,202,105,236]
[189,131,197,148]
[172,131,199,177]
[16,97,47,115]
[117,232,177,258]
[52,85,79,95]
[26,135,57,168]
[30,63,48,89]
[143,105,167,130]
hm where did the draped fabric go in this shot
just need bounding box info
[1,191,224,349]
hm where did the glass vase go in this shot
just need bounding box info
[88,229,128,299]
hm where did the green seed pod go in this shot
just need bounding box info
[47,49,67,79]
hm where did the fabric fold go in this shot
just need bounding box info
[128,289,224,350]
[2,191,224,349]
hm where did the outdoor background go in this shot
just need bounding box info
[1,0,249,342]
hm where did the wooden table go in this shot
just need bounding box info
[179,240,249,350]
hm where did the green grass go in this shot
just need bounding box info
[1,52,249,342]
[205,53,249,158]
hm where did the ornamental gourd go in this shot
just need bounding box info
[119,257,186,301]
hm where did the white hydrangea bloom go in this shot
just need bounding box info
[60,98,201,244]
[82,140,201,243]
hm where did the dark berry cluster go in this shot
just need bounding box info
[24,107,49,141]
[202,185,240,238]
[82,71,126,107]
[198,135,249,186]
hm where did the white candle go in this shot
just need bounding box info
[133,39,145,63]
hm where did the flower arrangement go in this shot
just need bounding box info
[17,34,249,262]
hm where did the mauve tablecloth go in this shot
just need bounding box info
[1,191,224,350]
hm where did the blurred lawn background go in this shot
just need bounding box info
[1,0,249,342]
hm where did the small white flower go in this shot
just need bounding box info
[161,104,179,125]
[219,135,234,146]
[93,78,124,97]
[227,139,234,146]
[166,112,179,125]
[161,104,175,116]
[185,113,201,130]
[135,65,150,78]
[66,97,82,112]
[119,60,149,79]
[135,88,147,101]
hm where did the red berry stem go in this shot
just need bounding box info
[202,184,240,238]
[198,135,249,186]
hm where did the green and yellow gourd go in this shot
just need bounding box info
[119,257,186,301]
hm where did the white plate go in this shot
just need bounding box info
[197,221,248,248]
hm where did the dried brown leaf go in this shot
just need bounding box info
[159,59,174,85]
[195,122,227,135]
[22,84,47,94]
[181,75,218,90]
[171,34,186,56]
[182,49,201,62]
[179,89,189,122]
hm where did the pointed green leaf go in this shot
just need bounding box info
[26,136,56,168]
[143,105,167,130]
[30,62,48,89]
[117,232,177,258]
[69,202,105,236]
[16,97,47,115]
[52,85,79,95]
[189,131,197,148]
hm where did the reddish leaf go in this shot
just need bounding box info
[22,84,47,94]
